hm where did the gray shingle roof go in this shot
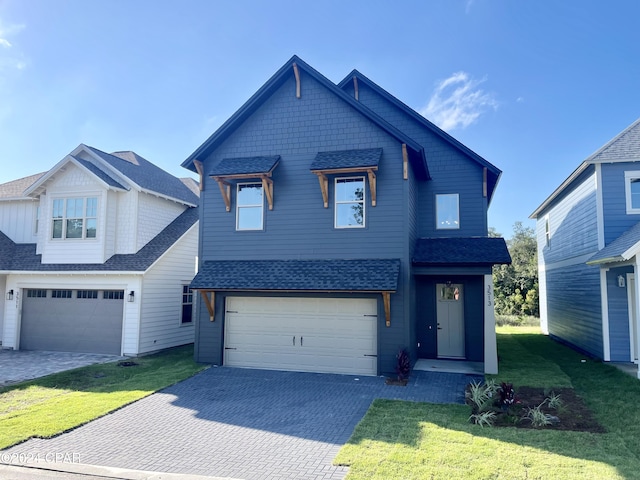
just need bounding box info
[73,157,127,190]
[0,172,46,199]
[587,118,640,162]
[87,146,199,205]
[310,148,383,171]
[0,208,198,272]
[209,156,280,176]
[587,221,640,265]
[413,237,511,265]
[190,258,401,291]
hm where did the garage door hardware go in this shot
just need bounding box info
[225,347,237,350]
[292,336,304,346]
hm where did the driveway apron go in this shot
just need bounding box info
[2,367,481,480]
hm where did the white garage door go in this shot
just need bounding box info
[224,297,377,376]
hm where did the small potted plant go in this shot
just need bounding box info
[386,348,411,386]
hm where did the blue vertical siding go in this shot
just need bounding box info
[546,263,603,358]
[606,266,634,362]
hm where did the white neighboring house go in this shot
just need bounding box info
[0,144,199,356]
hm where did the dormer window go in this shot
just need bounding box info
[52,197,98,239]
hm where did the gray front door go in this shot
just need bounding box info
[436,283,465,359]
[20,289,124,354]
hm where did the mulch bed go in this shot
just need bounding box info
[491,387,605,433]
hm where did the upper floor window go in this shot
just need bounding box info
[544,216,550,247]
[625,171,640,214]
[436,194,460,230]
[236,183,264,230]
[52,197,98,239]
[181,285,193,324]
[335,177,365,228]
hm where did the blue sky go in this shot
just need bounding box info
[0,0,639,238]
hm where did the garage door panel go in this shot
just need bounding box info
[20,291,123,354]
[224,297,377,376]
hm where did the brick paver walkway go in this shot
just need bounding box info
[3,367,481,480]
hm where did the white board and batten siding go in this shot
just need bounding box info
[224,296,378,376]
[137,224,198,354]
[0,199,38,244]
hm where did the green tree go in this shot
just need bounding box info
[493,222,539,317]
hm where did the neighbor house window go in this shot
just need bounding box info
[34,206,40,234]
[335,177,365,228]
[51,289,72,299]
[52,197,98,239]
[181,285,193,324]
[103,290,124,300]
[236,183,263,230]
[77,290,98,299]
[545,216,550,247]
[625,171,640,214]
[27,289,47,298]
[436,194,460,229]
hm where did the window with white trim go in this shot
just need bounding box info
[335,177,365,228]
[544,216,550,247]
[436,194,460,229]
[181,285,193,324]
[236,183,264,230]
[52,197,98,239]
[625,171,640,214]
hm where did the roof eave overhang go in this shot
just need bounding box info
[530,162,591,219]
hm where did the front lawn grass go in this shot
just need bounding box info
[334,327,640,479]
[0,345,206,450]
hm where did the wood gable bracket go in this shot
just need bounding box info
[382,291,391,327]
[200,290,216,322]
[293,62,301,99]
[212,172,275,212]
[193,160,205,191]
[311,167,378,208]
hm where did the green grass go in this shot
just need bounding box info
[334,327,640,479]
[0,345,206,450]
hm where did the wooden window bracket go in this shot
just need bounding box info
[261,176,274,210]
[214,178,232,212]
[200,290,216,321]
[483,167,488,198]
[353,75,359,101]
[312,167,378,208]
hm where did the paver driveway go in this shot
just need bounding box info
[3,367,481,480]
[0,350,122,386]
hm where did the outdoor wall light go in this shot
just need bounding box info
[128,290,135,302]
[618,275,626,288]
[6,289,13,300]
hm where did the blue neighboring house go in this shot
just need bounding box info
[182,56,510,376]
[530,118,640,379]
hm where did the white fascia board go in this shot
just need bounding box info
[622,241,640,262]
[142,221,199,274]
[8,270,142,276]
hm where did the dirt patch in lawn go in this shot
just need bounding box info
[492,387,605,433]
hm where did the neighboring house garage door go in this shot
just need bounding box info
[20,289,124,355]
[224,296,377,376]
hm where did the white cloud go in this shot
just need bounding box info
[0,20,27,73]
[0,38,11,48]
[420,71,498,131]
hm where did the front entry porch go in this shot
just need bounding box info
[414,358,484,375]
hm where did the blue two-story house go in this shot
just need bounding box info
[183,56,510,376]
[530,118,640,379]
